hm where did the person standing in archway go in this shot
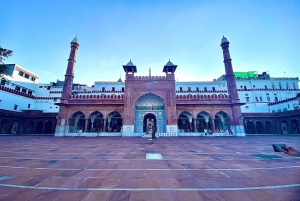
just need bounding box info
[152,126,157,142]
[204,128,208,136]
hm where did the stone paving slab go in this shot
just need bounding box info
[0,135,300,201]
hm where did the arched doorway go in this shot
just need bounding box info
[281,120,289,134]
[11,121,18,134]
[69,111,85,133]
[256,121,265,134]
[26,121,34,134]
[107,111,122,132]
[88,111,104,132]
[0,119,9,134]
[134,93,166,133]
[143,113,156,133]
[196,111,212,132]
[291,119,300,134]
[178,111,193,132]
[35,121,44,134]
[44,121,53,134]
[265,121,274,134]
[214,111,231,131]
[244,120,255,134]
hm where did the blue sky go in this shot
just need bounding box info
[1,0,300,86]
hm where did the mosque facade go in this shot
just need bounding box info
[0,36,299,136]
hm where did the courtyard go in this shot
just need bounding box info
[0,135,299,201]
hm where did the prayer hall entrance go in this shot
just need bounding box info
[134,93,166,133]
[143,113,156,134]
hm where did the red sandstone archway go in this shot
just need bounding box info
[69,111,86,133]
[196,111,212,132]
[88,111,104,132]
[214,111,231,131]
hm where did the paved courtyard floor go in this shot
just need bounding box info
[0,135,299,201]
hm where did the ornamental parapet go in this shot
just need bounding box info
[237,88,300,91]
[176,90,227,93]
[35,97,60,100]
[268,97,297,106]
[70,94,124,100]
[133,76,166,80]
[0,85,35,99]
[50,90,125,94]
[176,94,229,100]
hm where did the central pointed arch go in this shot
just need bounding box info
[134,93,166,133]
[135,93,165,110]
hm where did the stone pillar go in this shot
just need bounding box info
[211,119,215,132]
[84,119,88,132]
[193,118,197,132]
[42,121,46,134]
[103,118,107,132]
[253,121,257,134]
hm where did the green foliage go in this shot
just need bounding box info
[0,42,14,74]
[0,65,9,75]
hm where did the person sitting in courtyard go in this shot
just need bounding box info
[285,146,300,156]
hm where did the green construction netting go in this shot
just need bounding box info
[234,71,258,79]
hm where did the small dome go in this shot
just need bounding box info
[221,35,229,44]
[165,59,174,66]
[72,35,79,44]
[125,59,135,66]
[117,77,123,82]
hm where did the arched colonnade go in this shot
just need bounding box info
[0,119,55,134]
[177,110,232,132]
[68,110,123,133]
[244,119,300,134]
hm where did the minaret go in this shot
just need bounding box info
[60,36,79,103]
[220,36,245,136]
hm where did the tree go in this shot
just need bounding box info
[0,42,13,81]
